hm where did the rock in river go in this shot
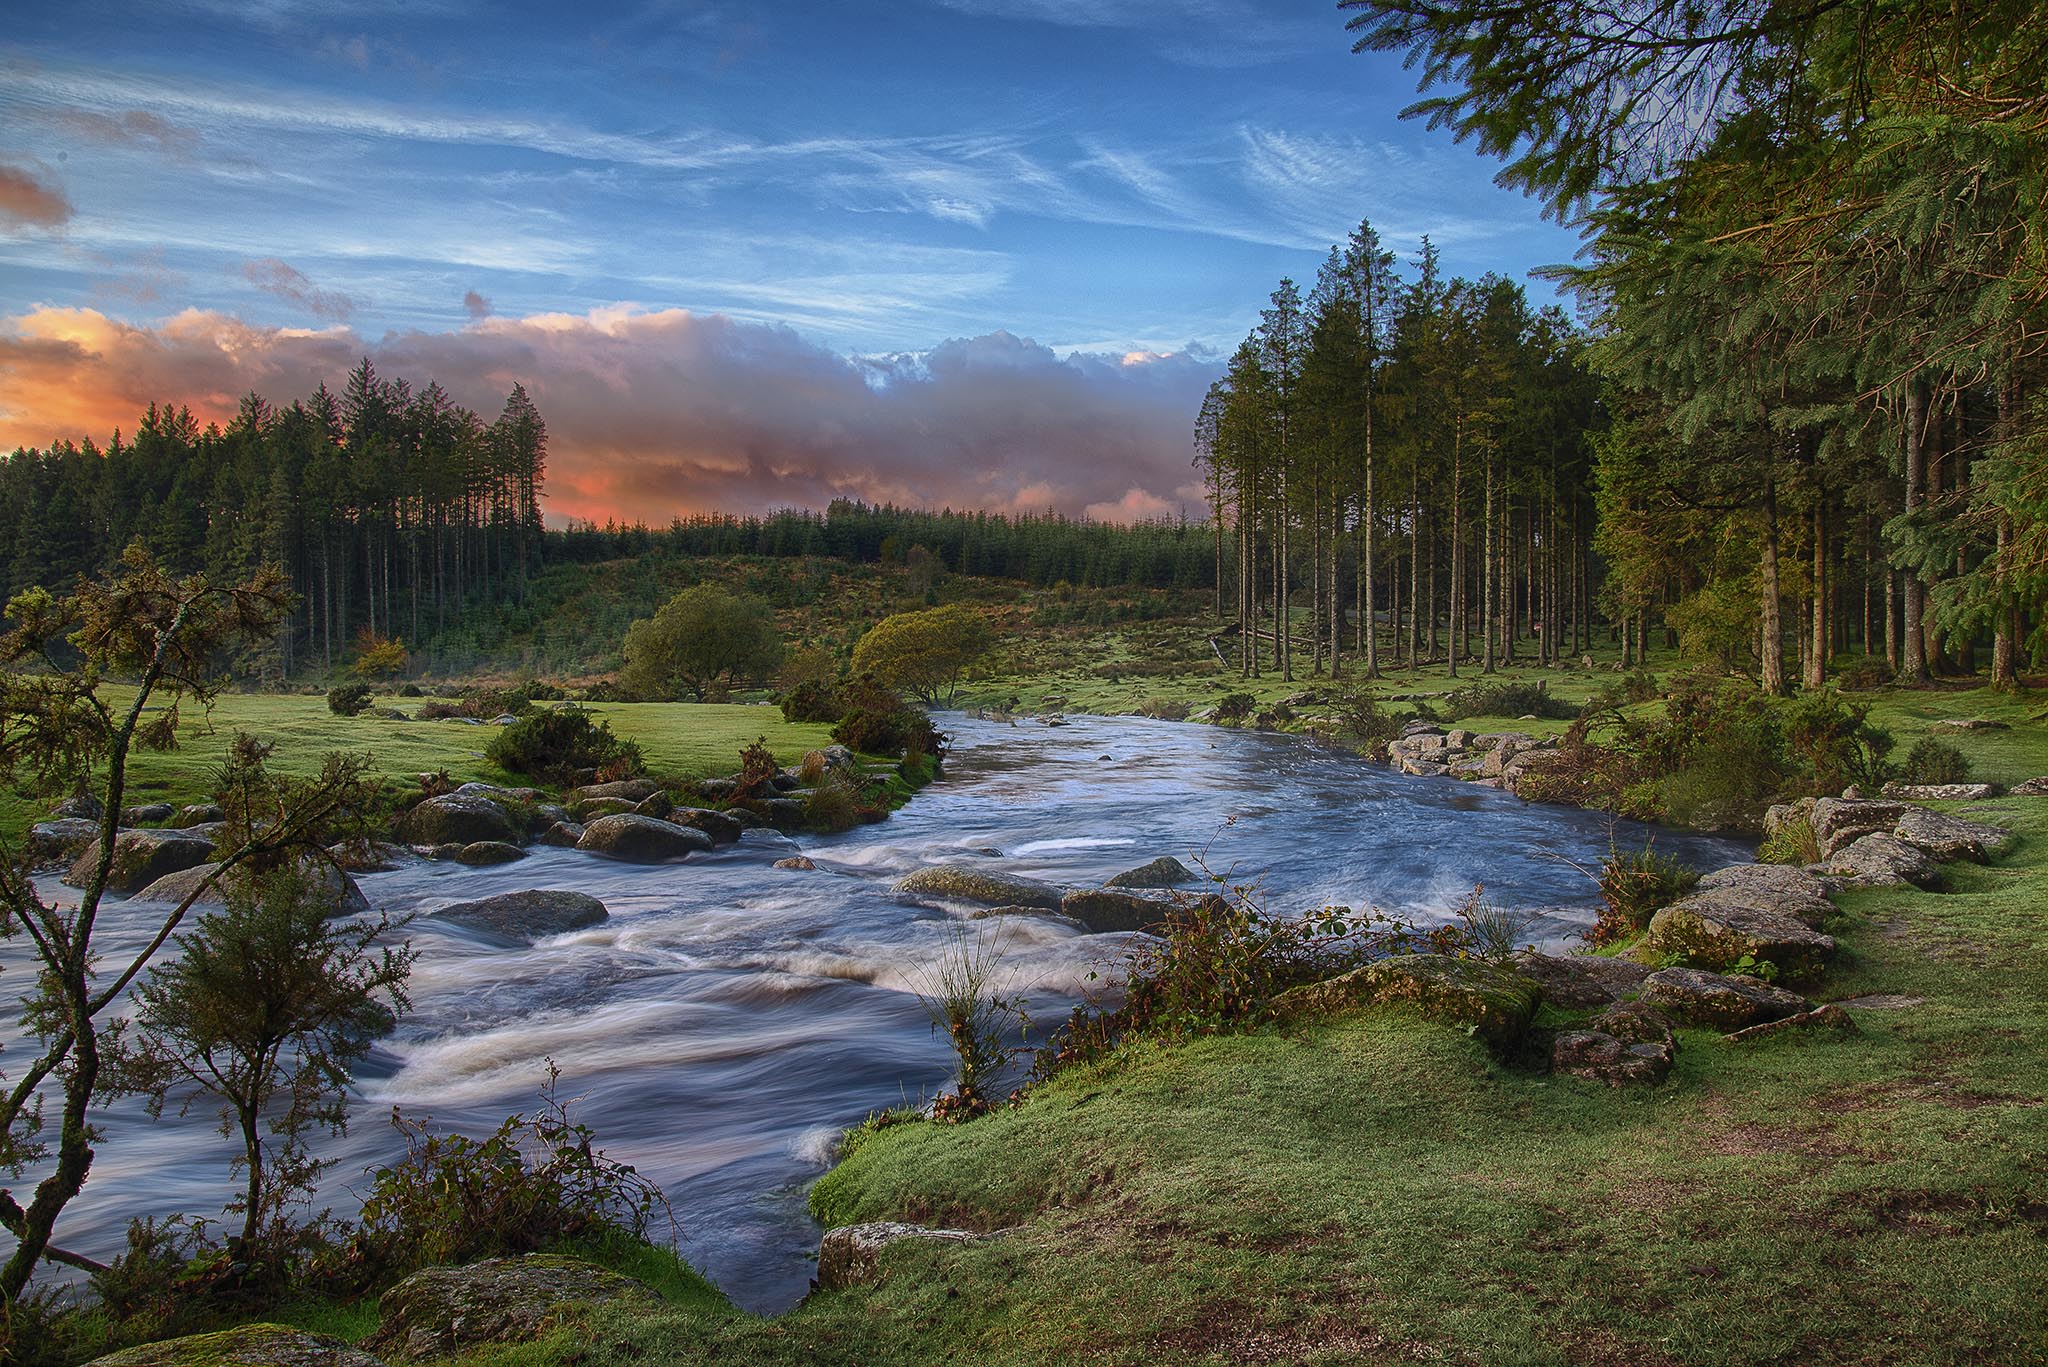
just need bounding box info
[1060,887,1177,933]
[453,840,527,866]
[894,863,1064,910]
[575,813,713,862]
[397,792,520,847]
[63,829,216,895]
[367,1255,658,1362]
[430,890,608,943]
[133,859,371,915]
[27,817,102,866]
[1105,855,1197,888]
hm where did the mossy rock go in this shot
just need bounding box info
[574,813,713,862]
[1059,888,1175,933]
[396,793,519,847]
[367,1254,660,1362]
[1643,891,1836,983]
[1104,855,1196,888]
[431,889,608,943]
[87,1323,386,1367]
[893,864,1064,910]
[1275,953,1541,1045]
[62,829,216,894]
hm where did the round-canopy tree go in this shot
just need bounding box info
[850,604,994,705]
[620,584,783,701]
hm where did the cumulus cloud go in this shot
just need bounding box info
[0,163,73,229]
[463,289,493,319]
[238,258,357,320]
[0,305,1219,525]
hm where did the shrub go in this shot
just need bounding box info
[350,630,408,679]
[850,604,993,704]
[1782,687,1895,795]
[1758,814,1821,865]
[1212,691,1256,724]
[579,679,623,703]
[735,735,780,800]
[460,685,536,719]
[780,677,843,724]
[621,584,783,701]
[830,676,946,761]
[1455,891,1531,962]
[396,683,423,698]
[486,707,644,786]
[1833,655,1893,690]
[1331,691,1400,751]
[1592,843,1699,946]
[327,681,373,717]
[912,925,1027,1122]
[340,1064,668,1287]
[416,701,465,721]
[1440,678,1577,721]
[1899,736,1972,786]
[1135,696,1191,722]
[800,776,866,833]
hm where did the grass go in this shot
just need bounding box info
[475,797,2048,1366]
[0,693,838,842]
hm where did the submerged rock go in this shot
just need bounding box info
[894,864,1064,910]
[132,859,371,915]
[815,1222,983,1291]
[87,1323,387,1367]
[368,1255,659,1362]
[430,890,608,943]
[1059,887,1176,933]
[1105,855,1197,888]
[1638,967,1810,1031]
[63,829,216,895]
[575,813,713,862]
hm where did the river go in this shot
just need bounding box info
[7,713,1749,1311]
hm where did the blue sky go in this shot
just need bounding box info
[0,0,1581,520]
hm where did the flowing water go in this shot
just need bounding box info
[7,714,1748,1311]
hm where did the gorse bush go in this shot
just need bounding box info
[779,677,842,724]
[326,681,373,717]
[486,707,644,785]
[1592,842,1700,946]
[831,675,945,761]
[1900,737,1972,785]
[1440,679,1577,721]
[340,1064,668,1288]
[1782,688,1895,794]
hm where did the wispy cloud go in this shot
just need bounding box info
[238,257,357,320]
[0,162,73,229]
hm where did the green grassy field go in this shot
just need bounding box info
[0,694,837,841]
[402,797,2048,1367]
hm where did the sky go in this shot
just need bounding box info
[0,0,1580,524]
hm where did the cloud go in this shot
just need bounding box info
[238,257,357,320]
[0,163,73,229]
[52,109,201,159]
[0,305,1221,525]
[463,289,493,320]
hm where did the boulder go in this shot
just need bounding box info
[1810,798,1909,856]
[575,813,713,863]
[119,802,176,826]
[2009,776,2048,797]
[1692,863,1835,926]
[49,794,104,821]
[368,1255,659,1362]
[752,797,807,832]
[815,1222,982,1292]
[893,864,1064,910]
[537,820,585,848]
[567,778,661,804]
[1724,1001,1859,1043]
[1060,888,1176,934]
[86,1323,386,1367]
[633,790,675,819]
[1551,1002,1677,1085]
[1881,782,1996,801]
[63,829,216,895]
[694,777,739,803]
[1512,950,1653,1008]
[1105,855,1197,889]
[1824,833,1942,889]
[1639,967,1810,1031]
[27,817,103,865]
[174,803,226,828]
[667,807,745,845]
[773,855,817,871]
[397,793,519,847]
[454,840,527,867]
[1762,797,1817,843]
[431,890,608,943]
[453,781,546,804]
[1643,879,1837,982]
[328,840,416,873]
[1401,759,1451,778]
[1927,717,2008,733]
[1891,806,2013,863]
[571,797,639,820]
[133,860,372,915]
[1275,954,1541,1045]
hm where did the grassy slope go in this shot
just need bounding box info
[433,797,2048,1366]
[0,695,836,841]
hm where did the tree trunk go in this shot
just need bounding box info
[1900,382,1931,683]
[1760,474,1786,696]
[1805,501,1826,690]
